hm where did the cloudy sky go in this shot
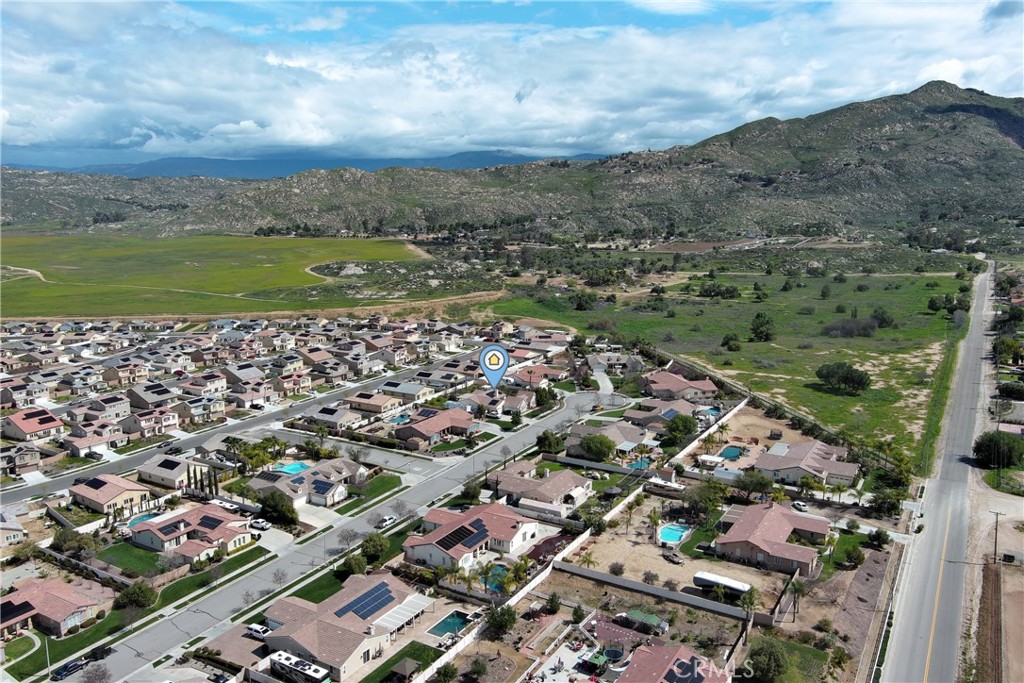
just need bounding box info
[2,1,1021,166]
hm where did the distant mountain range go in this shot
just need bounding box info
[3,82,1022,241]
[2,150,604,179]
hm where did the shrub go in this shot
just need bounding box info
[572,604,586,624]
[546,593,562,614]
[96,609,106,620]
[855,283,870,292]
[67,625,80,635]
[642,570,660,585]
[797,306,816,315]
[486,605,518,637]
[360,532,389,562]
[114,580,157,609]
[834,303,847,313]
[609,562,625,576]
[845,519,860,533]
[847,546,866,567]
[814,617,833,632]
[344,553,368,575]
[822,318,877,338]
[868,529,891,548]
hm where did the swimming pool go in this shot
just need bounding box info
[719,445,744,461]
[275,462,311,475]
[658,523,691,545]
[389,414,410,424]
[427,610,471,637]
[484,565,509,593]
[128,513,159,528]
[628,458,652,469]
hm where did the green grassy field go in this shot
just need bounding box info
[0,235,420,317]
[485,272,968,459]
[97,542,162,574]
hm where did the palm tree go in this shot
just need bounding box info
[647,508,661,537]
[625,499,640,529]
[314,424,330,451]
[511,556,534,584]
[578,551,596,569]
[832,483,848,503]
[700,434,716,455]
[459,567,479,594]
[479,560,496,593]
[716,422,731,445]
[434,563,458,586]
[851,487,867,506]
[797,476,816,499]
[787,580,807,620]
[711,585,727,603]
[737,587,761,642]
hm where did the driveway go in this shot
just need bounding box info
[255,527,293,553]
[592,371,614,395]
[296,503,344,529]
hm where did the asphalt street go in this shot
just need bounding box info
[58,388,622,682]
[882,264,993,683]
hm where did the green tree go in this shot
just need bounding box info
[578,550,596,569]
[486,604,518,637]
[510,410,523,428]
[535,430,564,453]
[735,471,774,501]
[343,552,367,575]
[750,312,776,342]
[546,592,562,614]
[470,657,488,680]
[436,663,459,683]
[748,638,789,683]
[579,434,616,462]
[820,284,831,299]
[114,580,157,609]
[973,430,1024,468]
[259,490,299,525]
[927,295,945,313]
[869,487,907,516]
[572,603,587,623]
[665,414,699,445]
[787,580,807,615]
[361,532,389,562]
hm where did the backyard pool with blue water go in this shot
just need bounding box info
[719,445,744,461]
[484,565,509,593]
[427,610,472,637]
[127,513,159,528]
[658,523,692,545]
[389,414,411,424]
[628,458,652,469]
[275,462,311,475]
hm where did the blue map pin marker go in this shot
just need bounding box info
[479,344,510,390]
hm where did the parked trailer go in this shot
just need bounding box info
[693,570,752,599]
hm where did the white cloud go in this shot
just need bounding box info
[1,1,1021,162]
[286,7,348,32]
[629,0,712,15]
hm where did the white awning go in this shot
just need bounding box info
[374,592,434,633]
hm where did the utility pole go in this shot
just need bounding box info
[991,510,1005,563]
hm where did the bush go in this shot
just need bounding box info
[546,593,562,614]
[67,625,80,635]
[973,430,1024,468]
[609,562,625,576]
[822,318,877,338]
[470,657,488,680]
[344,553,368,575]
[814,617,833,632]
[572,604,586,624]
[847,546,866,568]
[868,528,891,548]
[486,605,518,638]
[361,532,389,562]
[748,638,789,683]
[114,580,157,609]
[997,382,1024,401]
[96,609,106,620]
[845,519,860,533]
[642,570,659,585]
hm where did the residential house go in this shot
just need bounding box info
[222,362,265,385]
[101,362,150,387]
[714,503,830,576]
[638,371,719,401]
[394,408,478,449]
[503,391,536,416]
[379,380,432,404]
[566,422,658,459]
[57,367,108,395]
[623,397,700,431]
[455,389,505,417]
[136,453,207,490]
[754,440,859,487]
[70,473,151,514]
[197,433,260,459]
[507,364,567,389]
[297,346,335,367]
[619,644,730,683]
[345,391,403,415]
[271,353,305,376]
[403,503,538,570]
[0,443,42,476]
[263,572,434,682]
[411,369,466,389]
[271,371,312,396]
[120,407,179,437]
[131,503,251,564]
[0,577,116,637]
[247,458,366,507]
[171,396,226,425]
[310,358,350,386]
[303,404,364,433]
[489,460,592,517]
[1,510,28,547]
[127,381,179,410]
[586,353,645,375]
[340,353,385,377]
[229,380,280,408]
[2,408,64,442]
[63,420,129,457]
[0,378,48,408]
[68,394,132,424]
[180,371,228,397]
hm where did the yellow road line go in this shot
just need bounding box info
[923,508,953,682]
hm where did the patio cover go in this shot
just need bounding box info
[374,592,434,633]
[391,657,421,679]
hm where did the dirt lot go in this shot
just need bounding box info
[571,496,785,607]
[726,407,813,446]
[450,641,535,683]
[1000,564,1024,683]
[537,571,741,650]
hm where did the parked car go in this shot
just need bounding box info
[246,623,272,641]
[73,477,90,485]
[375,515,397,529]
[792,501,809,512]
[87,645,113,661]
[165,446,184,455]
[51,659,86,681]
[250,518,271,531]
[251,403,264,411]
[208,675,232,683]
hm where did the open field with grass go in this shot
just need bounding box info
[0,235,421,317]
[482,272,970,463]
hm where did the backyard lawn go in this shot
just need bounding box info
[819,530,870,578]
[98,542,162,575]
[751,635,829,683]
[359,641,442,683]
[334,474,402,514]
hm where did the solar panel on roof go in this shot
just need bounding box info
[0,599,35,622]
[437,525,474,551]
[158,523,181,535]
[157,458,179,470]
[255,471,283,482]
[469,519,486,530]
[334,581,395,619]
[312,479,334,495]
[462,529,488,548]
[290,476,306,485]
[417,408,438,418]
[84,478,105,490]
[198,515,223,530]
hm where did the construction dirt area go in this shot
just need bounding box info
[725,406,814,446]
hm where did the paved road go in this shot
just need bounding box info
[9,350,478,502]
[883,263,993,683]
[62,389,621,682]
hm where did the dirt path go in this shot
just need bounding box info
[403,242,434,260]
[512,317,578,334]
